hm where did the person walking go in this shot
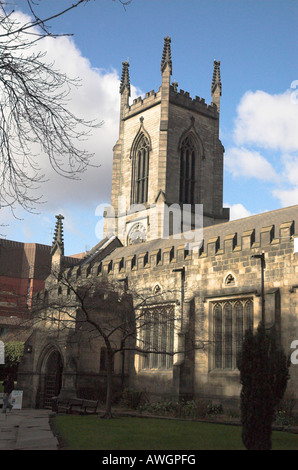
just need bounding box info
[2,374,14,413]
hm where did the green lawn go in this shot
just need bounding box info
[53,416,298,450]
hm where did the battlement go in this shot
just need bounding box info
[124,88,161,119]
[37,212,298,314]
[62,208,298,283]
[169,86,218,117]
[123,85,218,120]
[97,220,295,277]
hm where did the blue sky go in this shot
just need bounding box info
[2,0,298,255]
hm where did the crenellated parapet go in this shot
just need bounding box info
[123,88,161,120]
[169,86,218,118]
[64,212,297,282]
[121,34,218,122]
[122,85,218,121]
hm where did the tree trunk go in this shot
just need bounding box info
[101,349,113,419]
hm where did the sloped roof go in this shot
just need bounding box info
[94,204,298,264]
[79,236,122,267]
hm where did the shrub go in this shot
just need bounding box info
[120,389,149,409]
[237,323,290,450]
[137,399,222,420]
[207,403,224,416]
[274,411,294,427]
[0,341,24,379]
[275,395,296,419]
[194,400,209,419]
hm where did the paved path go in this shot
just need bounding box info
[0,409,58,450]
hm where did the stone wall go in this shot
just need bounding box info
[85,207,298,404]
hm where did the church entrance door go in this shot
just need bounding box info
[43,350,63,408]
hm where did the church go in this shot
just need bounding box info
[17,37,298,410]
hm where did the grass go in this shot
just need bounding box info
[53,416,298,450]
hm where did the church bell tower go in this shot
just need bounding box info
[104,37,229,246]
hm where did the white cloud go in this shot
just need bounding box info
[4,11,142,215]
[33,37,123,209]
[226,203,253,221]
[234,90,298,153]
[0,10,147,248]
[272,154,298,207]
[226,88,298,209]
[280,154,298,186]
[273,187,298,208]
[225,147,278,181]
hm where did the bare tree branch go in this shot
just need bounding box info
[0,1,131,215]
[26,269,210,418]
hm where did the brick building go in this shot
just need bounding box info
[17,37,298,410]
[0,239,52,342]
[0,220,81,342]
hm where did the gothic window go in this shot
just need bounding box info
[245,299,254,331]
[179,135,196,204]
[142,305,174,370]
[235,301,244,358]
[214,303,223,369]
[131,134,150,204]
[212,298,254,370]
[153,283,161,295]
[225,274,235,286]
[224,302,233,369]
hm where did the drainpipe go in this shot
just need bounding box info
[251,253,266,325]
[172,266,186,364]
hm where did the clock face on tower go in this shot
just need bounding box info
[127,222,147,245]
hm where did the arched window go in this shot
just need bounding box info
[214,303,223,369]
[212,298,254,370]
[131,134,150,204]
[142,305,174,370]
[235,301,244,357]
[225,273,235,286]
[224,302,233,369]
[245,299,254,331]
[179,135,196,204]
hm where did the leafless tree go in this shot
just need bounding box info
[0,1,131,215]
[29,269,209,418]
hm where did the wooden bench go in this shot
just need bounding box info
[52,397,98,415]
[80,399,99,415]
[68,398,85,414]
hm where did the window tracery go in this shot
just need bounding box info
[131,134,150,205]
[142,305,174,370]
[212,298,253,370]
[179,135,196,204]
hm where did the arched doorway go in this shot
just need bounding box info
[43,350,63,408]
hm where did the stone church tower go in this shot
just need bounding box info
[104,37,229,246]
